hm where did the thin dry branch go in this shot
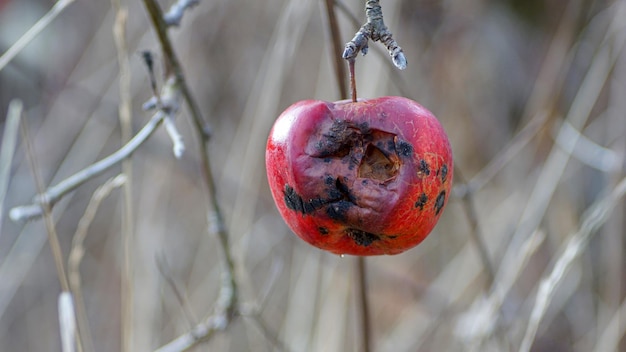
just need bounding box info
[140,0,238,350]
[343,0,406,70]
[0,100,23,234]
[21,115,70,292]
[323,0,348,99]
[58,291,77,352]
[110,3,135,352]
[68,174,126,352]
[164,0,199,27]
[457,5,626,349]
[594,295,626,352]
[22,108,78,350]
[519,176,626,352]
[9,111,166,222]
[355,257,371,352]
[0,0,75,72]
[334,0,412,97]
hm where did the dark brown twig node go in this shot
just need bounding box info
[141,50,159,97]
[342,0,407,70]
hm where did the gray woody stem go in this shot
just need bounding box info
[10,112,165,222]
[342,0,407,70]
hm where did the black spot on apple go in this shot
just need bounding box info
[441,164,448,183]
[284,185,304,213]
[318,227,329,235]
[415,193,428,210]
[356,122,369,132]
[335,178,355,202]
[418,159,430,177]
[284,185,325,215]
[326,200,352,221]
[314,120,358,158]
[434,190,446,215]
[346,228,380,247]
[396,140,413,158]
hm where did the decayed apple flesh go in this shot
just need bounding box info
[266,97,453,256]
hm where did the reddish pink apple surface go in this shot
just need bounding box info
[265,96,453,256]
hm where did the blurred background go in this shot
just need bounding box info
[0,0,625,351]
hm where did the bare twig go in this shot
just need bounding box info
[9,111,166,222]
[554,118,620,173]
[21,117,70,292]
[595,295,626,352]
[498,0,625,312]
[58,291,77,352]
[68,174,126,352]
[459,5,626,348]
[240,310,290,352]
[343,0,406,70]
[453,169,495,286]
[334,0,412,97]
[141,0,238,350]
[0,100,23,234]
[0,0,75,72]
[323,0,348,99]
[155,255,197,329]
[453,112,549,198]
[454,0,579,198]
[355,257,371,352]
[110,2,135,352]
[519,177,626,352]
[163,116,185,159]
[455,229,546,345]
[164,0,199,27]
[22,111,78,350]
[141,0,211,140]
[141,50,159,98]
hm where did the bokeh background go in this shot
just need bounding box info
[1,0,625,351]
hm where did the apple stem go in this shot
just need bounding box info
[349,58,357,103]
[342,0,407,70]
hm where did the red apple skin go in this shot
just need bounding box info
[265,97,453,256]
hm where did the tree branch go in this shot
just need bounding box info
[163,0,199,27]
[343,0,406,70]
[140,0,238,350]
[9,111,165,222]
[519,176,626,352]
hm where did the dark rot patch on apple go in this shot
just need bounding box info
[395,140,413,158]
[441,164,449,183]
[434,190,446,215]
[266,97,453,256]
[283,185,325,214]
[415,193,428,210]
[314,120,361,158]
[346,228,380,247]
[326,200,352,222]
[418,159,430,177]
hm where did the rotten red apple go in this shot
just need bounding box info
[265,96,453,256]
